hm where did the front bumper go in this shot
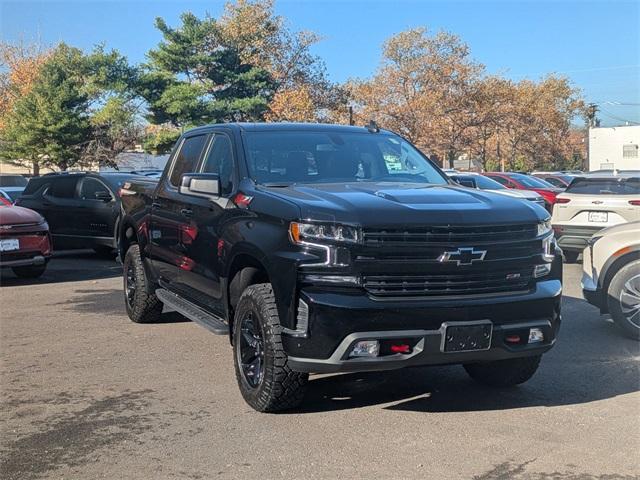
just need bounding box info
[553,225,602,252]
[284,278,562,373]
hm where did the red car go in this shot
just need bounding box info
[483,172,563,211]
[0,196,52,278]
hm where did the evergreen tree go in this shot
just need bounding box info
[0,44,90,172]
[140,12,275,142]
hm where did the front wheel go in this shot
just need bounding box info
[464,355,541,387]
[123,244,162,323]
[607,260,640,340]
[233,283,308,412]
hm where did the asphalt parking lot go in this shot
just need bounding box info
[1,252,639,480]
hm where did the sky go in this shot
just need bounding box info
[1,0,639,126]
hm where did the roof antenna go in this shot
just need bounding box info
[366,119,379,133]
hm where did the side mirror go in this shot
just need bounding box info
[94,190,113,202]
[180,173,220,199]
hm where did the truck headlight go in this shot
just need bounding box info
[289,222,360,245]
[537,219,552,237]
[542,233,555,262]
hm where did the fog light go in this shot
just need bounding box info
[528,328,544,343]
[534,264,551,278]
[349,340,379,358]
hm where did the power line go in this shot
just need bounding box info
[598,108,640,125]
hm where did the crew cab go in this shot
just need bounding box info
[118,123,563,412]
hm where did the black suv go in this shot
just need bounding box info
[119,123,562,412]
[17,172,141,254]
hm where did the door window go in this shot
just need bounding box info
[48,177,79,198]
[169,135,208,187]
[201,134,234,195]
[80,178,111,200]
[490,175,510,187]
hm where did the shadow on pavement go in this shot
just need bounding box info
[296,295,640,414]
[0,250,121,286]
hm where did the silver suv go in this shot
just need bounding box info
[582,222,640,339]
[551,175,640,262]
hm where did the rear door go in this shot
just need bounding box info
[553,178,640,227]
[77,176,118,244]
[41,176,83,240]
[179,131,236,313]
[148,133,210,293]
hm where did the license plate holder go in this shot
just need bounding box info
[441,321,493,353]
[0,238,20,252]
[588,211,608,223]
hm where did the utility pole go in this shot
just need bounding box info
[585,103,599,171]
[348,106,354,126]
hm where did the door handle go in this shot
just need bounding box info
[180,208,193,218]
[152,201,163,208]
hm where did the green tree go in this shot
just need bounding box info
[0,43,90,172]
[140,11,275,149]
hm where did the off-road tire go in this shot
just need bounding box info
[233,283,308,412]
[607,260,640,340]
[464,355,542,387]
[563,251,579,263]
[12,263,47,279]
[123,244,162,324]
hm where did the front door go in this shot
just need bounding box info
[178,131,236,314]
[149,133,209,294]
[77,177,118,245]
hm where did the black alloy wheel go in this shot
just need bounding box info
[237,311,265,388]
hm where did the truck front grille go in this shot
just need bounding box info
[362,267,534,298]
[363,223,537,246]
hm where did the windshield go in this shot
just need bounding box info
[243,131,448,186]
[510,174,555,189]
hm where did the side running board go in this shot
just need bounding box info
[156,288,229,335]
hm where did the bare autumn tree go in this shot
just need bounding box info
[345,27,585,171]
[346,28,484,166]
[219,0,341,122]
[0,41,51,127]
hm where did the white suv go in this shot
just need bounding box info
[551,174,640,262]
[582,222,640,339]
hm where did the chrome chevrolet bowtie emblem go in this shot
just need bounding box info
[438,247,487,266]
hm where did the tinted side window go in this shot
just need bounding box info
[80,178,111,200]
[544,177,564,188]
[48,177,79,198]
[490,175,509,186]
[201,134,234,195]
[169,135,208,187]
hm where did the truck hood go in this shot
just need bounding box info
[261,182,547,226]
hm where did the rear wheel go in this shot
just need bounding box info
[12,263,47,279]
[464,355,541,387]
[233,283,308,412]
[563,251,580,263]
[607,260,640,340]
[123,244,162,323]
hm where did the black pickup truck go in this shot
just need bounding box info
[119,122,562,412]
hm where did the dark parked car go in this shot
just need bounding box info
[16,172,144,254]
[531,172,578,189]
[483,172,563,211]
[119,123,562,412]
[0,197,52,278]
